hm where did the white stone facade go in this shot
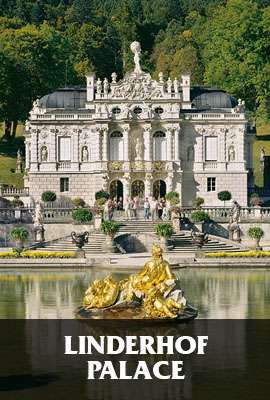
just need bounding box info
[25,42,249,206]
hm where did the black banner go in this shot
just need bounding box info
[0,320,269,400]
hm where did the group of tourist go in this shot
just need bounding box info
[103,197,123,221]
[103,196,171,221]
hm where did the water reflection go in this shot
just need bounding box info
[0,268,269,319]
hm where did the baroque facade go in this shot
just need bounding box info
[25,41,252,206]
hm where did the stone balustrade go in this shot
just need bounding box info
[0,206,270,224]
[184,113,245,120]
[0,187,29,196]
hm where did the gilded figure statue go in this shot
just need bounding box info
[78,245,197,321]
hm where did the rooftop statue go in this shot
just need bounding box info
[78,245,197,320]
[130,41,142,74]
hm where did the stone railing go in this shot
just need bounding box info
[1,206,270,224]
[35,113,93,121]
[184,112,245,120]
[180,207,270,222]
[0,187,29,197]
[57,161,71,170]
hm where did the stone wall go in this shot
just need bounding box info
[28,173,104,205]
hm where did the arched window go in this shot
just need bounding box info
[153,131,166,161]
[187,145,194,161]
[110,131,124,161]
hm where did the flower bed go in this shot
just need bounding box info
[0,251,77,259]
[206,251,270,258]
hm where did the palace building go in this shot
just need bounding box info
[24,41,252,206]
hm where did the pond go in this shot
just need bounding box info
[0,267,269,319]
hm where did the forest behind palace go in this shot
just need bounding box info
[0,0,269,139]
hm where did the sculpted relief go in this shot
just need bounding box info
[110,73,164,100]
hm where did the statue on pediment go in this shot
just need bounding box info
[130,41,142,74]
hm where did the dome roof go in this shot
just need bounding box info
[39,88,86,109]
[191,87,237,109]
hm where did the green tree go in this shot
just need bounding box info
[203,0,270,123]
[0,22,67,140]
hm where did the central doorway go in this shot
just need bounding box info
[131,180,145,199]
[109,180,123,201]
[153,180,166,199]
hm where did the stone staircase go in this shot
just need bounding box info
[35,219,242,254]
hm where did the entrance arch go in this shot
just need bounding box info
[153,180,166,199]
[109,180,123,201]
[131,180,145,199]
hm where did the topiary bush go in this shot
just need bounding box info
[10,227,29,242]
[248,227,264,239]
[95,190,110,200]
[191,210,210,223]
[41,191,57,203]
[155,223,174,238]
[100,220,120,238]
[218,191,232,206]
[165,191,179,206]
[72,208,93,223]
[72,197,86,208]
[192,197,205,209]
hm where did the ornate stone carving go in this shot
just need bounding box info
[228,145,235,162]
[135,137,143,161]
[40,146,48,162]
[130,41,142,74]
[81,146,89,162]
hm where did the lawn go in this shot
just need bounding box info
[0,124,25,188]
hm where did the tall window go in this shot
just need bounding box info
[205,136,218,161]
[60,177,69,192]
[207,177,216,192]
[110,131,124,161]
[59,137,71,161]
[153,131,166,161]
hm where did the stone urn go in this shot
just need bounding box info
[102,235,117,253]
[191,230,209,249]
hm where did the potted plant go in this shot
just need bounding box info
[41,191,57,207]
[10,227,29,253]
[72,208,93,224]
[100,220,121,253]
[165,191,180,207]
[155,223,174,251]
[191,210,210,232]
[248,227,264,250]
[192,197,205,209]
[218,191,232,207]
[72,197,86,208]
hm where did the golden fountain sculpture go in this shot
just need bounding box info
[78,245,197,320]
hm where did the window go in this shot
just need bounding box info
[112,107,121,114]
[59,137,71,161]
[133,107,142,115]
[153,131,166,161]
[60,177,69,192]
[207,177,216,192]
[205,136,218,161]
[154,107,164,115]
[110,131,124,161]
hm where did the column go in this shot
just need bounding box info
[166,172,174,193]
[166,127,173,161]
[145,173,152,198]
[122,125,130,160]
[123,174,131,204]
[31,129,39,171]
[143,125,151,161]
[25,139,30,170]
[174,127,180,160]
[218,128,227,170]
[71,128,80,171]
[102,127,109,161]
[194,127,204,170]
